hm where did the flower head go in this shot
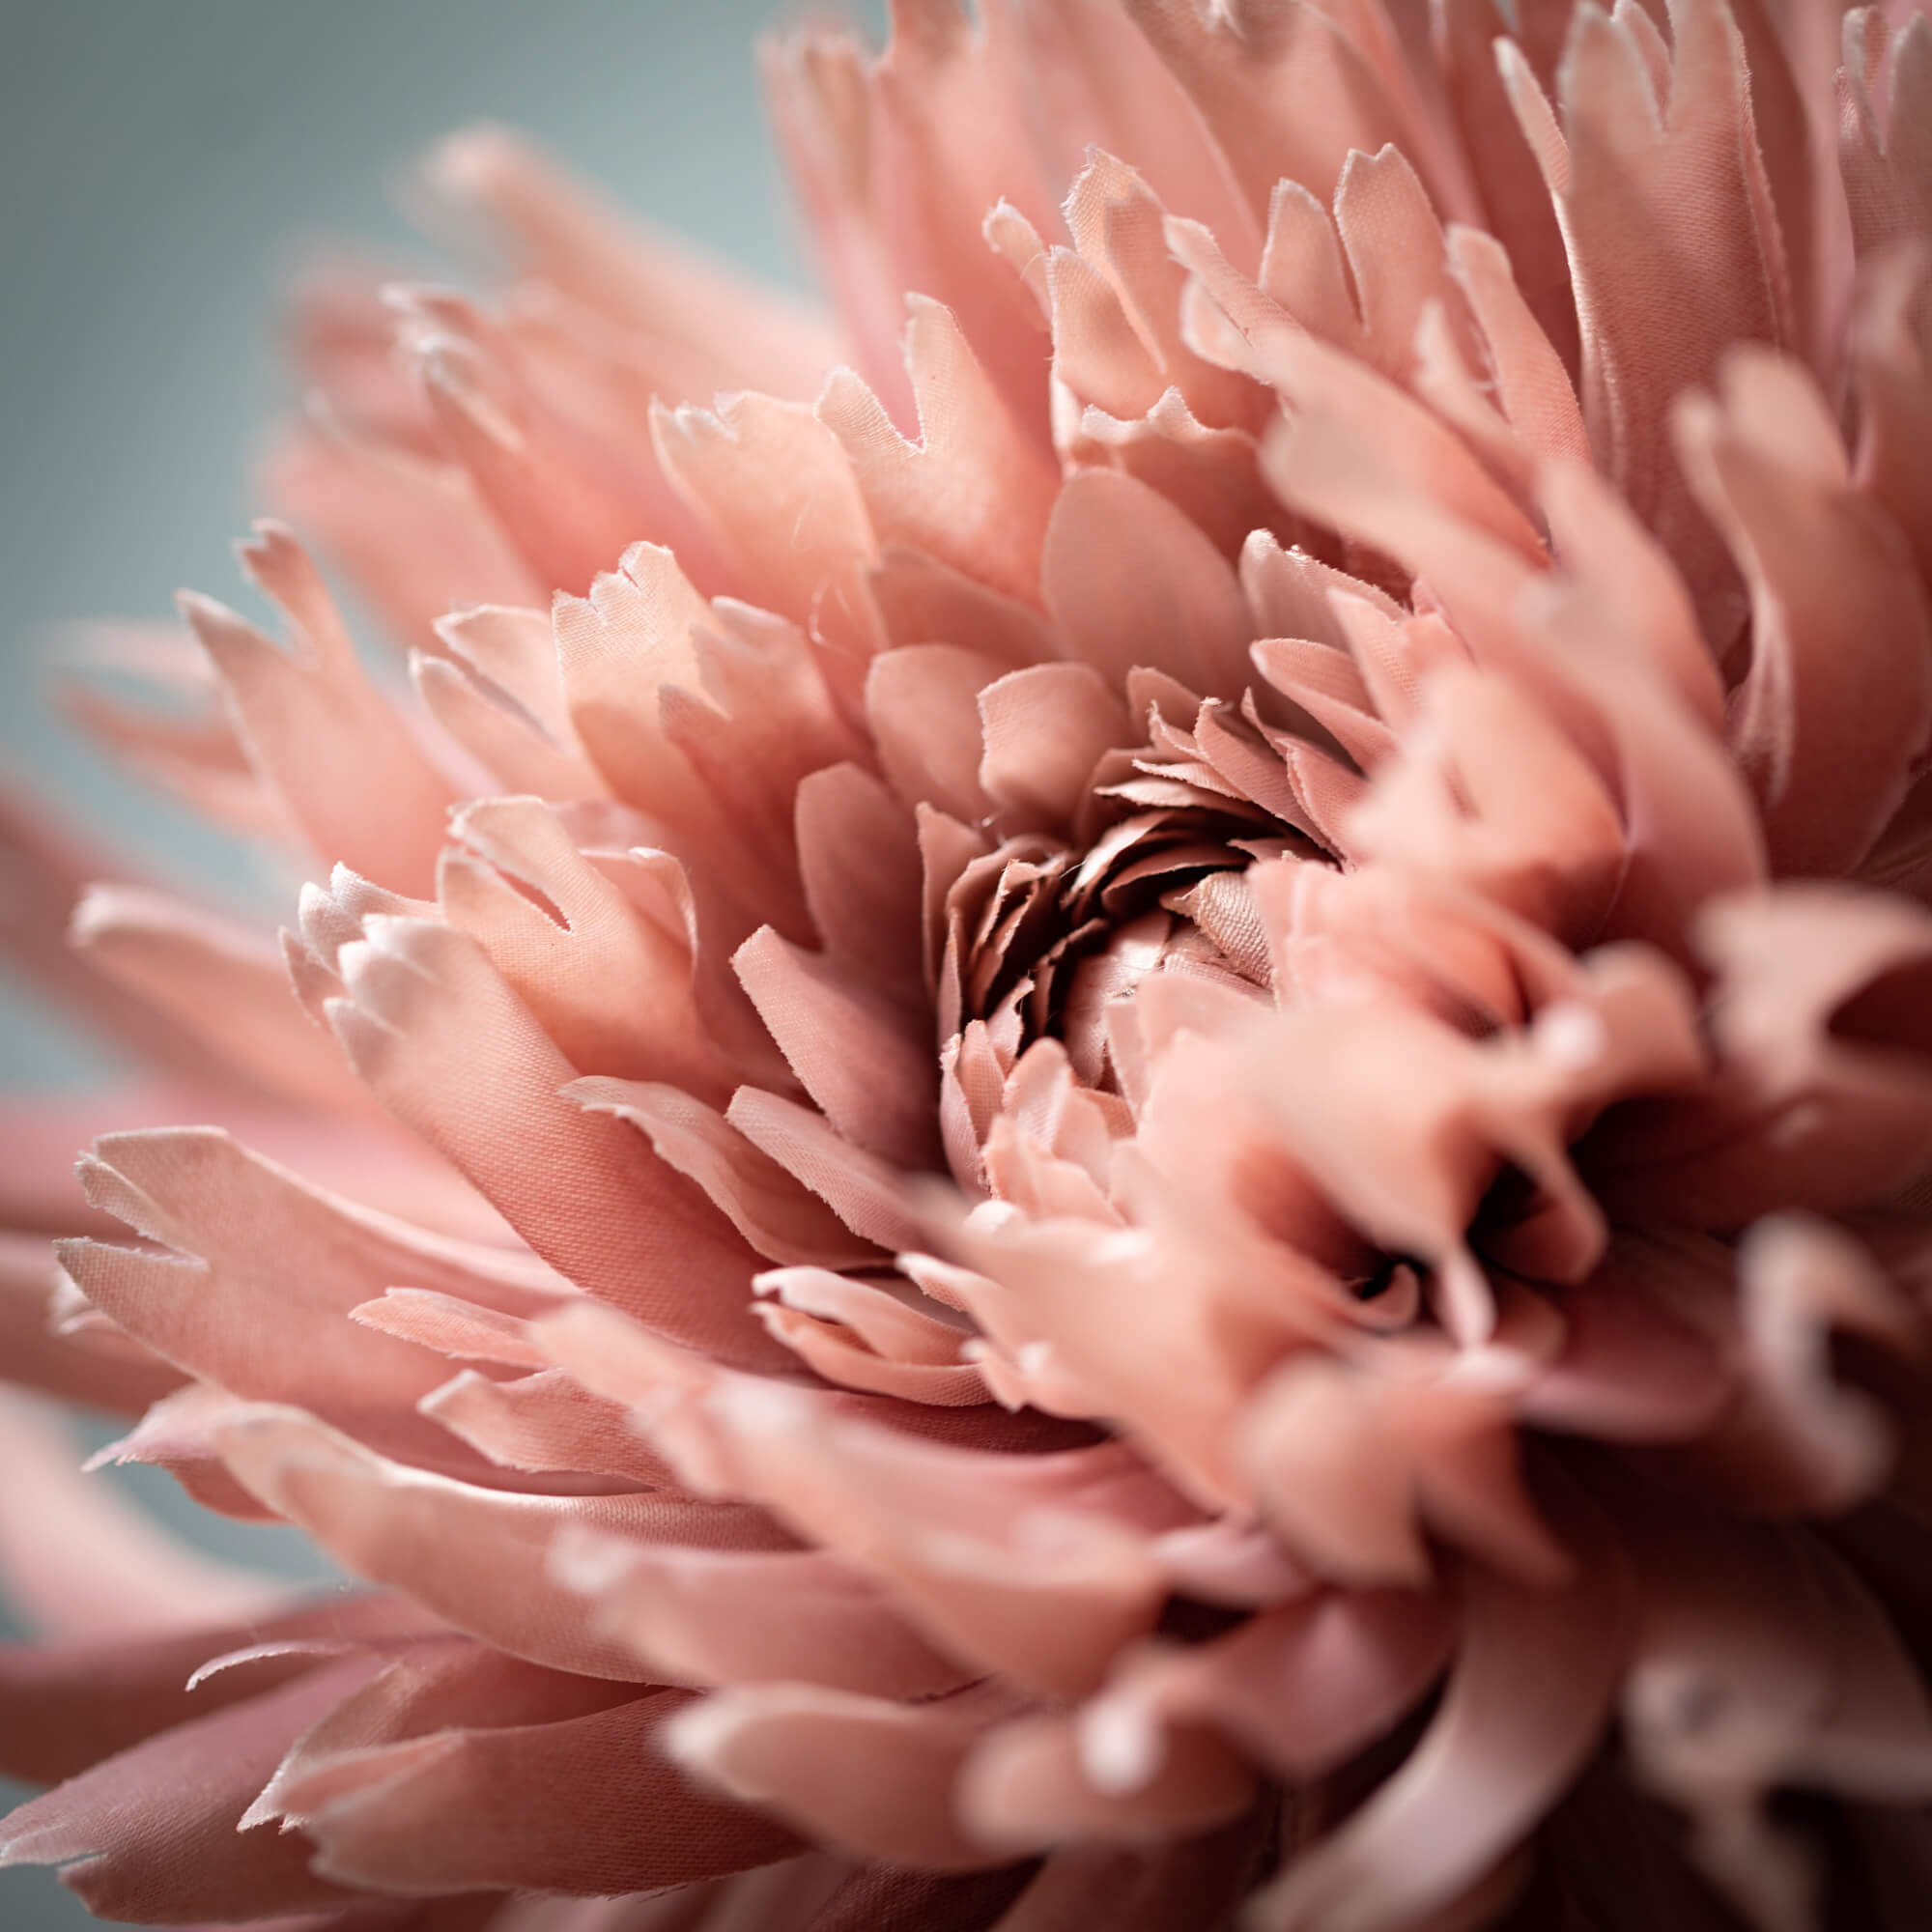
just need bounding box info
[6,1,1932,1927]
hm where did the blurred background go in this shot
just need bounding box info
[0,3,877,1923]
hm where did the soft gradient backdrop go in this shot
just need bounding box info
[0,4,876,1923]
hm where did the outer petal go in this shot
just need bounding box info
[0,1661,380,1924]
[1248,1539,1631,1931]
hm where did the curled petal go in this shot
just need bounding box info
[1078,1589,1455,1786]
[1247,1537,1631,1932]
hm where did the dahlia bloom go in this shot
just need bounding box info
[6,0,1932,1924]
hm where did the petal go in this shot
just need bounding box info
[0,1661,379,1923]
[1247,1539,1630,1931]
[642,1378,1187,1698]
[550,1524,968,1697]
[958,1710,1256,1853]
[652,393,873,626]
[180,524,458,896]
[326,915,787,1372]
[1677,349,1932,876]
[665,1682,1020,1870]
[304,1687,798,1897]
[569,1077,881,1269]
[59,1127,530,1416]
[213,1404,790,1682]
[0,1391,286,1641]
[979,663,1134,836]
[0,1594,428,1787]
[417,1368,677,1489]
[818,298,1058,605]
[733,925,942,1170]
[1042,469,1255,700]
[1077,1589,1456,1786]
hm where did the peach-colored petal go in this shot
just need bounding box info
[957,1709,1257,1851]
[325,914,787,1371]
[1241,1352,1570,1589]
[664,1681,1022,1870]
[1061,152,1264,431]
[55,624,296,841]
[417,1369,677,1490]
[818,298,1059,606]
[1079,1588,1455,1785]
[1435,0,1578,373]
[1850,242,1932,590]
[265,416,544,655]
[213,1404,789,1681]
[227,1632,802,1899]
[979,662,1134,836]
[1838,9,1932,259]
[419,125,840,399]
[732,925,941,1171]
[571,1078,878,1271]
[639,1378,1187,1698]
[1505,0,1789,621]
[0,1593,430,1789]
[1124,0,1459,222]
[551,1524,968,1697]
[651,393,874,627]
[410,650,609,805]
[751,1267,987,1407]
[70,886,376,1118]
[1042,468,1255,698]
[1677,347,1932,876]
[180,524,460,896]
[1622,1509,1932,1924]
[349,1288,553,1371]
[57,1127,535,1422]
[1661,1214,1918,1514]
[0,1661,379,1923]
[0,1391,288,1640]
[439,797,747,1099]
[867,541,1057,666]
[1595,886,1932,1225]
[1246,1541,1630,1931]
[794,761,926,1012]
[0,1234,185,1416]
[725,1086,927,1254]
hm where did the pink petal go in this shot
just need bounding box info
[213,1403,791,1681]
[0,1391,287,1640]
[60,1126,522,1416]
[180,524,458,897]
[570,1076,880,1270]
[0,1660,380,1923]
[1247,1538,1630,1931]
[733,924,942,1170]
[326,914,787,1371]
[1042,468,1255,698]
[957,1709,1257,1851]
[818,298,1058,605]
[665,1682,1022,1870]
[550,1524,968,1697]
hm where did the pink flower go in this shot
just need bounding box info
[5,0,1932,1925]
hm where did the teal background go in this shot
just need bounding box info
[0,3,877,1924]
